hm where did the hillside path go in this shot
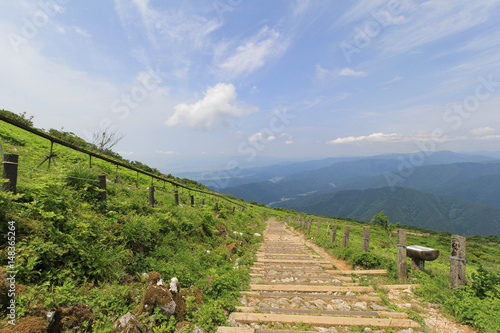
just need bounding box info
[218,218,426,333]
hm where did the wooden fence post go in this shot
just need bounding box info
[317,220,321,233]
[215,202,219,214]
[98,174,107,203]
[201,198,205,206]
[331,225,337,243]
[397,229,407,283]
[342,226,350,248]
[2,154,18,194]
[362,226,370,252]
[307,220,312,235]
[450,235,466,289]
[174,190,179,206]
[149,185,155,207]
[326,224,330,236]
[190,195,194,206]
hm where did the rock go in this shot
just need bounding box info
[346,291,355,296]
[314,327,329,332]
[313,299,327,308]
[277,298,290,305]
[398,329,413,333]
[331,299,351,311]
[1,316,49,333]
[61,303,94,331]
[290,296,303,303]
[364,328,373,332]
[112,312,145,333]
[370,304,389,311]
[254,233,262,237]
[136,272,185,321]
[353,302,367,311]
[227,243,238,255]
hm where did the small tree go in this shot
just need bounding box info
[92,126,124,154]
[371,211,399,248]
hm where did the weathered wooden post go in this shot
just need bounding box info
[307,219,312,235]
[2,154,18,194]
[450,235,466,289]
[201,198,205,206]
[149,185,155,207]
[232,206,235,213]
[174,190,179,206]
[98,174,107,203]
[397,229,407,283]
[316,220,321,233]
[342,226,350,248]
[326,224,330,235]
[215,202,219,214]
[331,225,337,243]
[190,195,194,206]
[362,226,370,252]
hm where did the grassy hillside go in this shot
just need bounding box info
[287,217,500,332]
[277,187,500,236]
[0,114,270,331]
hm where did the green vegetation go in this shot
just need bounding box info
[289,214,500,332]
[1,111,499,332]
[0,114,267,331]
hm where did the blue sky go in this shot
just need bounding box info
[1,1,500,173]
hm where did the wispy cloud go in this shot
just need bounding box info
[471,127,495,136]
[156,150,177,155]
[326,132,403,144]
[165,83,258,130]
[217,26,290,79]
[339,67,366,77]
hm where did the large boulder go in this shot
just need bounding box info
[112,312,145,333]
[136,272,186,322]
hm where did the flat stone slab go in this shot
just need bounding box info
[242,291,382,302]
[324,269,387,275]
[229,313,421,328]
[249,284,373,293]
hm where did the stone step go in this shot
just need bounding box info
[256,259,332,264]
[228,313,421,329]
[249,284,373,293]
[252,267,327,272]
[235,306,408,319]
[324,269,387,275]
[249,273,352,281]
[242,291,382,303]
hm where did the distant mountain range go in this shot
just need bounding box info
[188,151,500,236]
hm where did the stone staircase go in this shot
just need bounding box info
[217,219,422,333]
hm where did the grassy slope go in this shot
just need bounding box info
[1,115,499,332]
[0,119,271,331]
[289,217,500,332]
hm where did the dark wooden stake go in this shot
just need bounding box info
[342,226,350,248]
[201,198,205,206]
[331,225,337,243]
[149,185,155,207]
[215,202,219,213]
[190,195,194,206]
[2,154,18,194]
[98,174,107,203]
[450,235,466,289]
[362,226,370,252]
[397,229,407,283]
[174,190,179,206]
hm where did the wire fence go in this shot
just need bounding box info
[1,115,247,210]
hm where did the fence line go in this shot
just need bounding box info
[0,115,246,209]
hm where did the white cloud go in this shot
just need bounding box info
[156,150,177,155]
[218,26,290,79]
[249,132,276,143]
[471,127,495,136]
[315,64,335,80]
[280,132,294,144]
[165,83,258,130]
[339,67,366,77]
[385,76,402,84]
[326,132,403,144]
[118,151,135,156]
[478,135,500,141]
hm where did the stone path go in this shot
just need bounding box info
[217,218,423,333]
